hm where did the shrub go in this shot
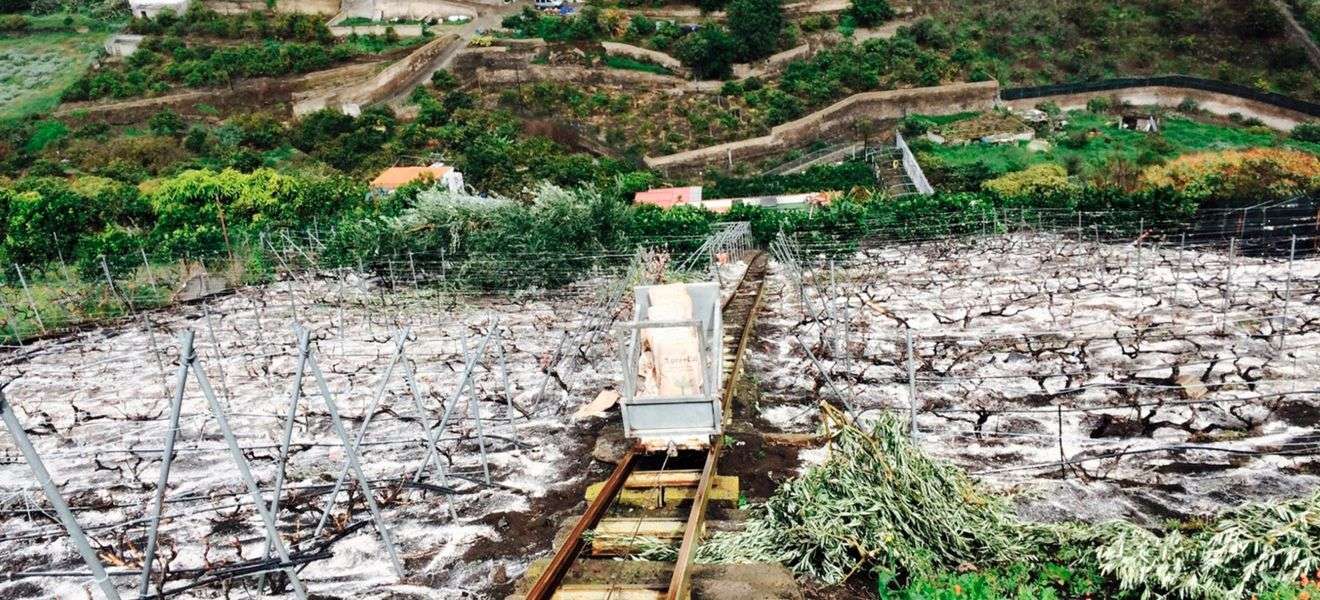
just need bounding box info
[1085,96,1112,114]
[847,0,892,27]
[75,225,146,279]
[0,13,28,30]
[1293,122,1320,143]
[726,0,784,61]
[148,109,186,137]
[1139,148,1320,200]
[675,24,738,79]
[430,69,458,90]
[982,163,1076,198]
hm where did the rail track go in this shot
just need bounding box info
[524,250,770,600]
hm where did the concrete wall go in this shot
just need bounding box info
[645,80,1000,172]
[1006,86,1313,131]
[474,64,688,89]
[204,0,339,14]
[732,43,810,79]
[295,34,463,114]
[600,41,683,71]
[368,0,476,20]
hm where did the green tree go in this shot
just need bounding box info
[726,0,784,61]
[675,24,738,79]
[1234,0,1285,38]
[148,110,187,137]
[847,0,893,27]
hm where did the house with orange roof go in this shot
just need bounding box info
[370,163,465,194]
[634,186,839,213]
[633,186,703,209]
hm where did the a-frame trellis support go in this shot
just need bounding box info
[137,331,309,599]
[293,324,406,580]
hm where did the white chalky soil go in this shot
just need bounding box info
[0,257,751,599]
[751,232,1320,524]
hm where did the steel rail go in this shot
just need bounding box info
[524,250,769,600]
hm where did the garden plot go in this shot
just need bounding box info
[752,232,1320,524]
[0,32,104,120]
[0,270,637,599]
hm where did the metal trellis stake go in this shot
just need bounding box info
[0,387,122,600]
[13,263,44,335]
[906,328,919,443]
[138,331,194,598]
[303,326,406,580]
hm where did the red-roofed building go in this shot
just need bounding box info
[370,163,465,194]
[633,186,703,209]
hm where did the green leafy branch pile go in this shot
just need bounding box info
[661,403,1320,598]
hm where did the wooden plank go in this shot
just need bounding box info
[664,445,719,600]
[591,518,694,555]
[526,450,638,600]
[595,518,688,536]
[554,584,665,600]
[624,470,702,488]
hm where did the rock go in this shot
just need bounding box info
[981,131,1035,144]
[924,132,946,145]
[592,424,629,463]
[173,272,227,303]
[1026,139,1052,152]
[1175,373,1208,400]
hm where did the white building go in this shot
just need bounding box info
[128,0,189,18]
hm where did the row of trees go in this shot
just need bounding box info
[500,0,895,79]
[59,34,399,101]
[125,3,333,42]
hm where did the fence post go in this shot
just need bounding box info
[1279,234,1297,352]
[906,328,918,443]
[102,255,170,399]
[1221,237,1236,333]
[138,331,194,597]
[189,344,309,599]
[13,264,44,335]
[139,247,157,289]
[1057,405,1067,479]
[304,329,407,580]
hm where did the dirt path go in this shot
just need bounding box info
[1271,0,1320,71]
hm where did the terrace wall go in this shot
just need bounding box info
[644,80,1000,173]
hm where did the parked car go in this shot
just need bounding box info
[534,0,563,8]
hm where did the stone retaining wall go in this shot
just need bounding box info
[1005,86,1314,131]
[645,80,1000,172]
[54,61,383,124]
[295,33,462,114]
[600,41,684,70]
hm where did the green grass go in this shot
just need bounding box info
[23,12,127,33]
[338,16,425,26]
[917,110,1320,183]
[0,31,109,121]
[602,55,673,76]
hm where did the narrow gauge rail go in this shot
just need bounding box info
[526,251,770,600]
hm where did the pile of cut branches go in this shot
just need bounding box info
[678,403,1320,598]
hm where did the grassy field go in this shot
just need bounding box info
[917,110,1320,181]
[0,31,109,121]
